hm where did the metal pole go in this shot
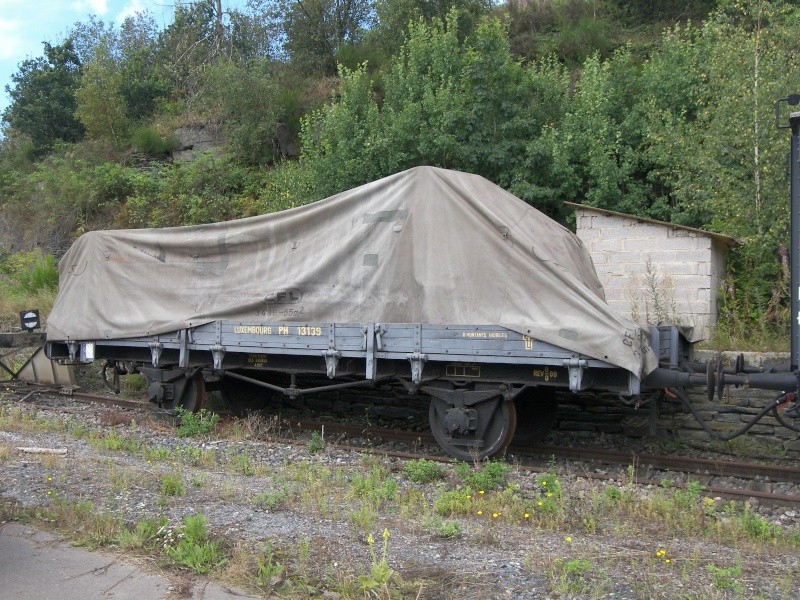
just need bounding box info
[790,109,800,370]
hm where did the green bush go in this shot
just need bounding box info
[131,126,177,156]
[160,473,186,496]
[349,466,399,507]
[433,489,472,516]
[163,514,226,574]
[455,460,511,491]
[175,407,220,437]
[306,431,325,454]
[402,459,446,483]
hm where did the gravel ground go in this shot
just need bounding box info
[1,392,800,599]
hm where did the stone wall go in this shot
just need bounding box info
[552,351,800,458]
[172,125,224,161]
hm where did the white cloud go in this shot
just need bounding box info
[69,0,109,14]
[115,0,147,23]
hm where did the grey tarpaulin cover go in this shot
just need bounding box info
[47,166,656,378]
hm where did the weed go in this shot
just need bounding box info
[142,446,172,462]
[603,485,623,503]
[116,517,167,550]
[162,514,226,574]
[627,256,679,326]
[350,504,378,533]
[455,460,511,491]
[42,497,121,548]
[253,487,290,511]
[160,473,186,496]
[706,564,744,595]
[348,466,398,507]
[108,467,132,491]
[433,489,472,517]
[549,557,596,596]
[1,251,59,298]
[437,521,462,538]
[421,516,462,539]
[255,539,284,586]
[359,529,394,595]
[297,537,311,573]
[178,444,216,467]
[737,506,780,541]
[398,487,429,521]
[402,458,446,483]
[673,480,703,509]
[250,413,282,439]
[175,407,220,437]
[189,473,208,488]
[233,449,255,476]
[131,126,177,156]
[90,429,140,452]
[306,430,325,454]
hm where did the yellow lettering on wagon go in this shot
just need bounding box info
[532,367,557,382]
[234,326,272,335]
[297,326,322,336]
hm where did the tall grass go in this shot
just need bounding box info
[0,250,59,324]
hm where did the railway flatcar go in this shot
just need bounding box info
[46,97,800,457]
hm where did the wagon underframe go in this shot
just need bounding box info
[46,321,638,460]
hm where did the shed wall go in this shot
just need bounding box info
[574,209,728,339]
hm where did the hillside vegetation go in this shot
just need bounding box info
[1,0,799,346]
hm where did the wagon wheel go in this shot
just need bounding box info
[177,371,206,413]
[428,391,517,462]
[219,373,268,416]
[511,387,558,446]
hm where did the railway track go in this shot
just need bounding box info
[288,419,800,508]
[5,382,800,508]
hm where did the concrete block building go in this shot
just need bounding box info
[567,203,736,340]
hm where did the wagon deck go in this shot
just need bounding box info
[46,320,638,395]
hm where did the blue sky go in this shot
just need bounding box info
[0,0,248,117]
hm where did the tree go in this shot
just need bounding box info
[74,44,129,144]
[301,12,559,198]
[156,0,229,103]
[281,0,376,75]
[642,1,800,330]
[2,40,85,153]
[118,12,171,121]
[373,0,491,56]
[200,58,281,165]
